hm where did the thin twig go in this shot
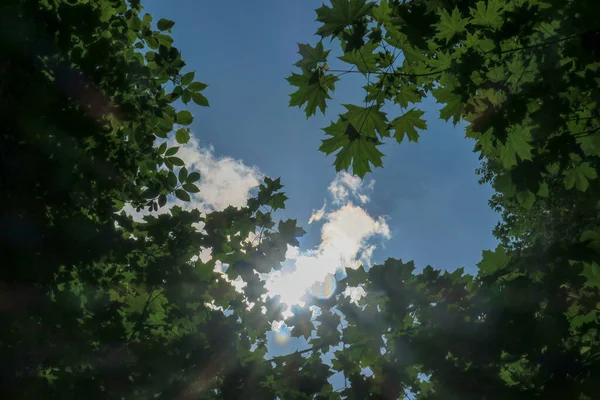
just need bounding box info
[128,288,162,341]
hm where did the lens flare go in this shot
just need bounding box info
[272,322,291,345]
[309,273,336,300]
[274,330,290,345]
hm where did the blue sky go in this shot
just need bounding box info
[141,0,499,361]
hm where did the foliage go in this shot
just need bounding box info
[3,0,600,399]
[0,0,301,398]
[283,0,600,398]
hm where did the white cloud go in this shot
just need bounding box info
[359,245,377,269]
[174,136,262,212]
[285,245,300,260]
[122,135,262,222]
[266,173,390,313]
[344,286,367,305]
[198,247,213,263]
[328,171,374,205]
[308,202,327,224]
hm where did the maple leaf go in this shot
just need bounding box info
[315,0,373,38]
[294,41,330,71]
[581,229,600,254]
[264,295,288,322]
[342,104,388,138]
[337,41,379,74]
[477,245,510,275]
[391,108,427,143]
[320,119,354,155]
[516,190,535,209]
[319,118,385,177]
[577,131,600,157]
[269,192,289,210]
[338,136,384,177]
[278,219,306,247]
[287,69,339,117]
[371,0,390,24]
[581,262,600,288]
[286,305,315,339]
[432,82,463,125]
[470,0,504,29]
[394,84,423,108]
[316,311,341,342]
[344,266,368,287]
[499,124,533,169]
[320,111,387,177]
[563,162,597,191]
[434,7,469,44]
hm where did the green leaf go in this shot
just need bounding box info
[477,245,510,275]
[167,171,178,189]
[168,86,183,103]
[563,162,597,191]
[581,229,600,254]
[516,190,535,209]
[164,157,174,171]
[278,219,306,247]
[295,41,330,71]
[187,171,201,183]
[395,85,422,108]
[175,189,191,202]
[175,128,190,144]
[178,167,188,182]
[269,192,289,210]
[287,69,338,118]
[371,0,391,24]
[432,74,463,125]
[338,41,379,74]
[100,4,116,23]
[192,93,209,107]
[157,34,173,48]
[188,82,208,92]
[169,157,185,166]
[165,147,179,156]
[320,132,385,178]
[157,142,167,154]
[146,35,159,50]
[182,89,192,104]
[157,18,175,31]
[286,305,314,339]
[342,104,388,138]
[434,7,469,44]
[315,0,373,37]
[391,109,427,143]
[487,66,506,83]
[183,183,200,193]
[537,182,549,197]
[158,114,174,134]
[581,262,600,288]
[577,130,600,157]
[181,71,195,86]
[142,187,160,199]
[470,0,503,29]
[345,266,368,287]
[176,110,193,125]
[499,125,533,169]
[320,117,386,177]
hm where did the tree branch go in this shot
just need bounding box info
[128,288,162,342]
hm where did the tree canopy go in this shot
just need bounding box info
[284,0,600,398]
[2,0,303,398]
[1,0,600,399]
